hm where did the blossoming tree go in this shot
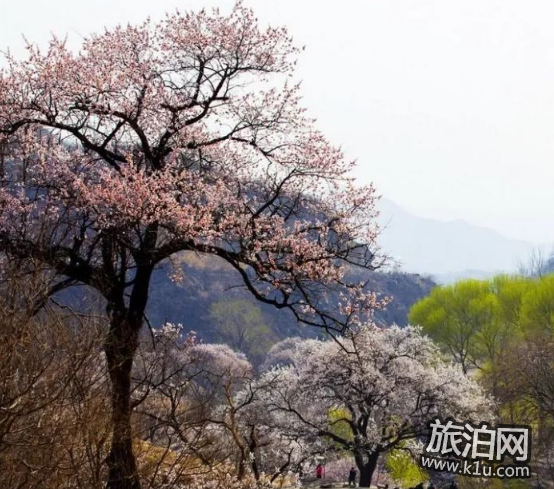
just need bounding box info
[135,325,320,485]
[257,326,493,487]
[0,4,382,488]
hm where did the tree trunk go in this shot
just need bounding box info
[235,437,248,480]
[248,427,260,481]
[103,261,154,489]
[356,451,380,488]
[104,316,141,489]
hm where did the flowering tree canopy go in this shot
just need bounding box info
[0,4,383,488]
[255,325,493,487]
[260,336,305,371]
[0,4,382,331]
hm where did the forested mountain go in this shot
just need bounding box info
[60,252,434,366]
[142,254,435,364]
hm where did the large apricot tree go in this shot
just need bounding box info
[0,5,381,488]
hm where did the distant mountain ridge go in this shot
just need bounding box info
[377,199,536,280]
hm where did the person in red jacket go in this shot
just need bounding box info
[316,464,324,479]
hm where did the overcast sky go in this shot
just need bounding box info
[2,0,554,244]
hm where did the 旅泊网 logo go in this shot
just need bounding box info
[420,417,531,479]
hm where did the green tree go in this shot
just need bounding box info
[328,407,353,451]
[520,275,554,337]
[409,279,499,373]
[490,275,530,331]
[385,448,428,488]
[411,274,554,485]
[209,299,274,361]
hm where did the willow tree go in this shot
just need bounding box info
[409,279,500,373]
[0,5,382,489]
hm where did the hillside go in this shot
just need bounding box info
[142,253,435,363]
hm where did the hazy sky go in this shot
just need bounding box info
[2,0,554,244]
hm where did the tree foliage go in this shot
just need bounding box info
[410,274,554,486]
[209,299,274,363]
[385,447,428,488]
[253,325,491,487]
[0,5,384,488]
